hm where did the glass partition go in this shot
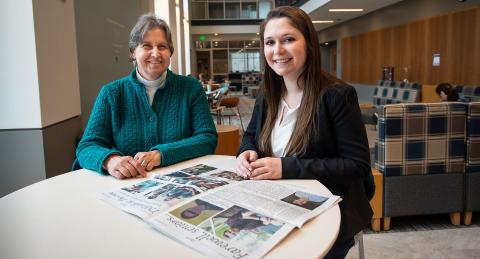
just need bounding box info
[241,1,257,19]
[229,40,244,48]
[191,0,274,19]
[259,0,273,18]
[213,50,229,74]
[208,1,224,19]
[194,38,262,75]
[225,1,241,18]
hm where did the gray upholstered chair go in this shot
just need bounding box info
[375,102,465,230]
[361,81,421,126]
[455,85,480,102]
[464,102,480,225]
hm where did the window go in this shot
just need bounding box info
[194,38,262,75]
[191,0,272,20]
[213,50,229,73]
[241,1,257,19]
[259,0,273,18]
[230,49,260,72]
[230,50,246,72]
[208,1,224,19]
[225,1,241,19]
[245,50,260,72]
[191,0,207,19]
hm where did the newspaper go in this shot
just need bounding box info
[101,164,340,259]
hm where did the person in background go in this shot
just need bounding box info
[75,14,217,179]
[436,82,459,101]
[235,6,374,258]
[198,72,207,84]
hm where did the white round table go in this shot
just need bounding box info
[0,155,340,259]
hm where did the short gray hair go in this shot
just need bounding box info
[128,13,174,55]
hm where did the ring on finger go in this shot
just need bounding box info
[141,160,148,168]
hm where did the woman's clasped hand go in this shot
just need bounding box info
[103,151,162,179]
[236,150,282,180]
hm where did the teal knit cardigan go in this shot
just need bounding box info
[76,69,217,173]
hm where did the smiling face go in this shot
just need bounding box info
[263,17,307,82]
[131,28,171,80]
[292,197,308,206]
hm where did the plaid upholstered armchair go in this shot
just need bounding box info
[464,102,480,225]
[374,102,466,230]
[361,81,421,125]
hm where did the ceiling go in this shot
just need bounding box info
[304,0,405,31]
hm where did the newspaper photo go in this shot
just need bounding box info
[100,164,340,258]
[100,164,241,219]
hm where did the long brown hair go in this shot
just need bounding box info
[258,6,328,156]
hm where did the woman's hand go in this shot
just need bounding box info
[134,150,161,171]
[249,157,282,180]
[235,150,258,178]
[104,155,146,179]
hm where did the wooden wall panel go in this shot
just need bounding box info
[341,6,480,85]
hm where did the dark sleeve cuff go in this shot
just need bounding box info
[281,156,300,179]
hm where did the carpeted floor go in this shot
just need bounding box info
[347,227,480,259]
[365,213,480,234]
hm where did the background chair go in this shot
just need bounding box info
[241,72,260,95]
[219,97,244,132]
[361,81,421,127]
[210,86,230,124]
[464,102,480,225]
[375,102,465,230]
[455,85,480,102]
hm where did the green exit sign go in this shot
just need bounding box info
[199,35,206,41]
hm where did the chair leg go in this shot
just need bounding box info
[450,212,461,225]
[354,231,365,259]
[463,211,472,225]
[237,106,244,132]
[383,217,391,231]
[371,218,381,232]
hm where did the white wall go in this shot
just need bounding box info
[0,0,81,129]
[34,0,81,127]
[0,0,42,129]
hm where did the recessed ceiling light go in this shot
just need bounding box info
[312,20,335,24]
[214,33,218,36]
[329,9,363,12]
[325,42,329,45]
[256,32,260,35]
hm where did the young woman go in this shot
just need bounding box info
[235,6,374,258]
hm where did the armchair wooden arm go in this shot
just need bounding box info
[370,168,383,231]
[360,103,375,109]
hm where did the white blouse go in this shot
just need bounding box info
[271,99,300,158]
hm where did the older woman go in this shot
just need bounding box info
[76,14,217,179]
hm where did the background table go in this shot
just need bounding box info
[0,155,340,259]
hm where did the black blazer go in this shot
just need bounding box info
[238,79,374,243]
